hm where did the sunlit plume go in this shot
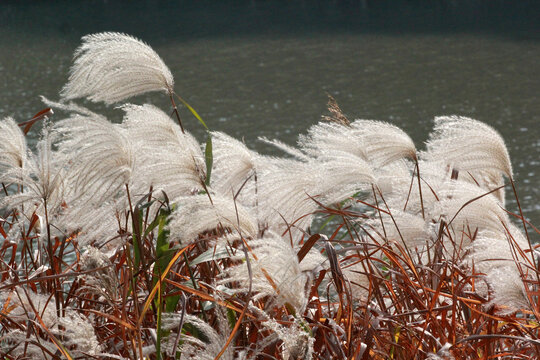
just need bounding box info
[61,32,174,104]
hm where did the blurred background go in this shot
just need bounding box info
[1,0,539,222]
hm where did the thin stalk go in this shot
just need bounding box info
[254,171,260,235]
[144,186,153,231]
[215,236,253,359]
[57,229,68,301]
[43,198,61,317]
[415,159,425,219]
[155,279,163,360]
[126,184,134,217]
[372,184,387,240]
[510,178,539,281]
[124,240,144,360]
[169,92,185,134]
[403,164,416,212]
[124,184,145,359]
[181,251,208,322]
[171,294,187,357]
[1,182,8,196]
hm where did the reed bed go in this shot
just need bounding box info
[0,32,539,359]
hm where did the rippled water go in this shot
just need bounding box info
[1,1,539,227]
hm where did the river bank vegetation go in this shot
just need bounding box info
[0,32,539,359]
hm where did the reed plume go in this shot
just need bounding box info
[161,312,234,359]
[123,104,206,198]
[168,193,257,245]
[425,116,512,178]
[256,158,321,238]
[366,209,430,249]
[315,150,375,204]
[61,32,174,104]
[261,317,315,359]
[211,131,259,196]
[53,112,134,203]
[0,125,65,217]
[432,181,509,239]
[0,116,27,173]
[219,232,315,314]
[298,121,367,159]
[350,119,417,166]
[423,116,512,202]
[258,136,310,161]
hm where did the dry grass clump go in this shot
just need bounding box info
[1,32,540,359]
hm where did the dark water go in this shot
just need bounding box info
[1,1,539,224]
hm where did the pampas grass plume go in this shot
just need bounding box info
[424,115,513,178]
[124,104,207,198]
[168,193,258,244]
[0,116,27,172]
[61,32,174,104]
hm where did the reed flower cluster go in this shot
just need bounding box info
[0,32,539,359]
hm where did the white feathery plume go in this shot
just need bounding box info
[432,181,509,241]
[219,232,312,314]
[168,193,257,244]
[297,120,416,209]
[350,119,417,166]
[297,245,326,274]
[298,120,416,168]
[0,289,103,358]
[365,210,431,250]
[61,32,174,104]
[1,288,58,328]
[0,116,27,173]
[342,260,371,302]
[48,107,135,248]
[123,104,206,198]
[123,103,184,148]
[211,131,259,196]
[58,199,126,248]
[256,158,321,237]
[424,116,512,178]
[261,318,315,360]
[384,159,496,221]
[464,231,520,276]
[373,159,413,199]
[1,331,58,360]
[53,112,134,203]
[486,267,530,314]
[0,126,65,218]
[258,136,310,161]
[41,95,100,117]
[315,150,375,205]
[462,170,507,204]
[51,311,103,357]
[257,154,374,239]
[298,121,367,159]
[423,116,512,202]
[77,246,119,303]
[456,221,534,314]
[161,312,235,359]
[385,160,461,217]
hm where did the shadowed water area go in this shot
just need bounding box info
[1,1,539,226]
